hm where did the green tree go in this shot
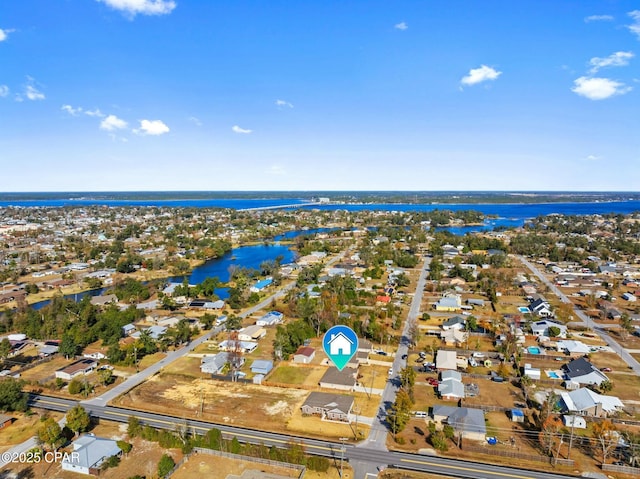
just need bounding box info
[599,379,614,393]
[59,332,78,359]
[547,326,561,338]
[38,417,64,451]
[157,453,176,478]
[98,368,114,386]
[127,416,141,437]
[0,378,28,412]
[0,338,11,360]
[66,405,91,436]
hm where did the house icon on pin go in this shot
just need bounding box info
[328,332,353,356]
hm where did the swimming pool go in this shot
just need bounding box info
[518,306,530,313]
[528,346,541,355]
[547,371,560,379]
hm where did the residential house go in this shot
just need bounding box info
[250,277,273,293]
[121,323,136,336]
[217,340,258,354]
[529,297,553,317]
[237,325,267,342]
[250,359,273,375]
[38,344,59,358]
[319,367,357,391]
[61,435,122,475]
[432,406,486,441]
[555,340,591,356]
[563,357,608,386]
[531,320,567,338]
[622,292,637,302]
[256,311,284,326]
[441,316,466,331]
[560,388,623,417]
[55,358,98,381]
[301,392,354,422]
[189,299,225,309]
[523,364,541,381]
[434,294,462,312]
[201,352,245,375]
[440,328,467,347]
[436,350,457,371]
[293,346,316,364]
[89,294,117,307]
[438,370,465,400]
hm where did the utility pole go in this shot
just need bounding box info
[368,370,376,399]
[339,437,348,478]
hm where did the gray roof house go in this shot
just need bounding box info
[319,367,357,391]
[562,357,608,386]
[560,388,623,417]
[200,352,245,375]
[250,359,273,375]
[432,406,486,441]
[531,320,567,338]
[301,392,354,422]
[438,370,465,400]
[61,435,122,475]
[442,316,466,331]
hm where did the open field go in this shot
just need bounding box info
[0,411,63,452]
[171,453,301,479]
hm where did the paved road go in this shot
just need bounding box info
[28,394,578,479]
[517,255,640,375]
[359,256,432,460]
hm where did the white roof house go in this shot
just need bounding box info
[531,320,567,338]
[556,340,591,355]
[560,388,623,417]
[61,435,122,475]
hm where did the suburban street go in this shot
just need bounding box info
[517,255,640,375]
[27,394,578,479]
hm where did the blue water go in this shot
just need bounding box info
[31,287,108,311]
[547,371,560,379]
[170,243,297,299]
[0,198,307,209]
[518,307,531,313]
[528,347,541,355]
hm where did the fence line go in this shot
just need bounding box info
[602,463,640,475]
[462,444,574,467]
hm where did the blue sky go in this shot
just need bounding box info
[1,0,639,191]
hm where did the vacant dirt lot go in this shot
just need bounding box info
[171,453,301,479]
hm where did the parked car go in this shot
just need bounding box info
[602,367,612,372]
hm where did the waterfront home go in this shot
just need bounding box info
[250,277,273,293]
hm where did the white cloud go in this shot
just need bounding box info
[135,119,170,135]
[25,85,45,101]
[584,15,614,23]
[0,28,15,42]
[0,85,9,97]
[267,165,286,175]
[394,22,408,31]
[275,99,293,109]
[629,10,640,39]
[100,114,128,131]
[461,65,502,86]
[232,125,252,134]
[584,154,602,161]
[97,0,176,17]
[589,51,634,73]
[61,104,83,116]
[85,108,105,117]
[188,116,202,126]
[571,76,632,100]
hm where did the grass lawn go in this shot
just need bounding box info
[269,365,311,385]
[0,411,63,451]
[170,453,301,479]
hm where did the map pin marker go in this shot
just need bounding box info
[322,325,359,371]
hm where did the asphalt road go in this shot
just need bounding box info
[517,255,640,375]
[27,394,578,479]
